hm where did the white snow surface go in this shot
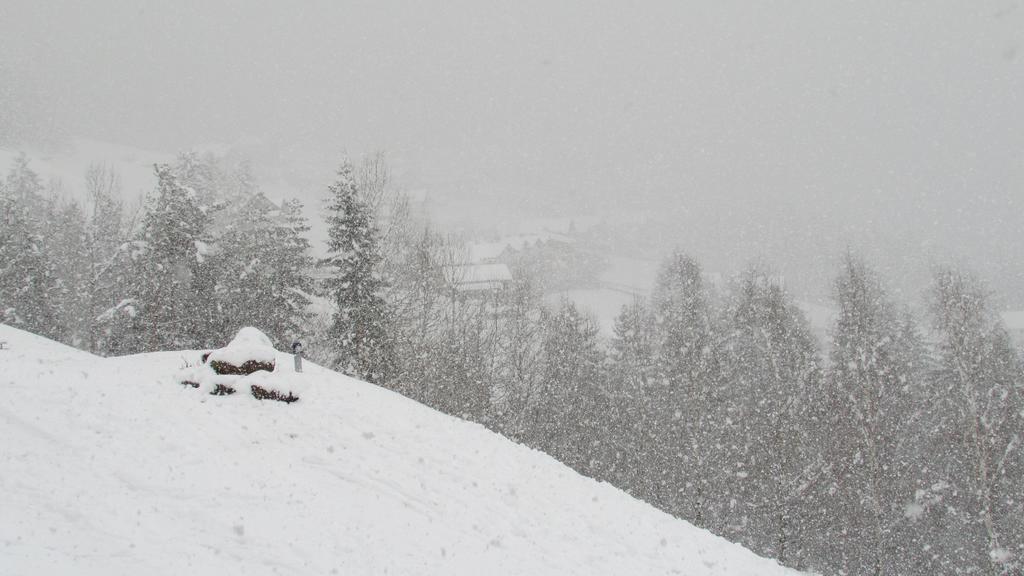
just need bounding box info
[0,323,801,576]
[205,326,277,366]
[0,138,171,200]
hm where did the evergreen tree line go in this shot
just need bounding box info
[0,152,313,353]
[315,160,1024,576]
[590,255,1023,576]
[3,153,1022,575]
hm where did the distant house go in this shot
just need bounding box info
[444,263,513,295]
[467,232,575,265]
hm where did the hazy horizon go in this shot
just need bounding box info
[3,0,1022,303]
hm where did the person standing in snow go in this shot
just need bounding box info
[292,340,304,373]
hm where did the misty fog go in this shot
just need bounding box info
[3,0,1022,304]
[5,2,1024,575]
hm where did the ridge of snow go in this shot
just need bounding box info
[0,323,802,576]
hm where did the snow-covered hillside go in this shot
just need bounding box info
[0,138,172,199]
[0,324,801,576]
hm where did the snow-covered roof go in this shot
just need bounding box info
[446,263,513,291]
[467,233,574,263]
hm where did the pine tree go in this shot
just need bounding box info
[611,298,658,392]
[275,198,316,331]
[529,300,606,475]
[0,178,62,338]
[428,301,492,422]
[820,254,926,575]
[491,276,545,440]
[101,165,211,352]
[387,227,449,402]
[649,251,723,527]
[210,196,314,348]
[926,267,1024,574]
[605,298,659,498]
[48,198,91,345]
[170,151,222,206]
[4,153,48,226]
[720,266,824,565]
[320,160,393,383]
[82,164,126,353]
[0,156,63,338]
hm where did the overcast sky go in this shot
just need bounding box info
[2,0,1022,300]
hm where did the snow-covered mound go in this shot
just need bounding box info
[0,324,801,576]
[206,326,277,366]
[204,326,278,375]
[180,328,304,402]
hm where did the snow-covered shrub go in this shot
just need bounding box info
[243,370,306,403]
[250,384,298,403]
[209,359,276,376]
[211,383,237,396]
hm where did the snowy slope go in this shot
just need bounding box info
[0,324,801,576]
[0,138,172,199]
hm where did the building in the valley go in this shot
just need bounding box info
[467,232,575,265]
[444,263,513,296]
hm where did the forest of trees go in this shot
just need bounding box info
[1,151,1022,575]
